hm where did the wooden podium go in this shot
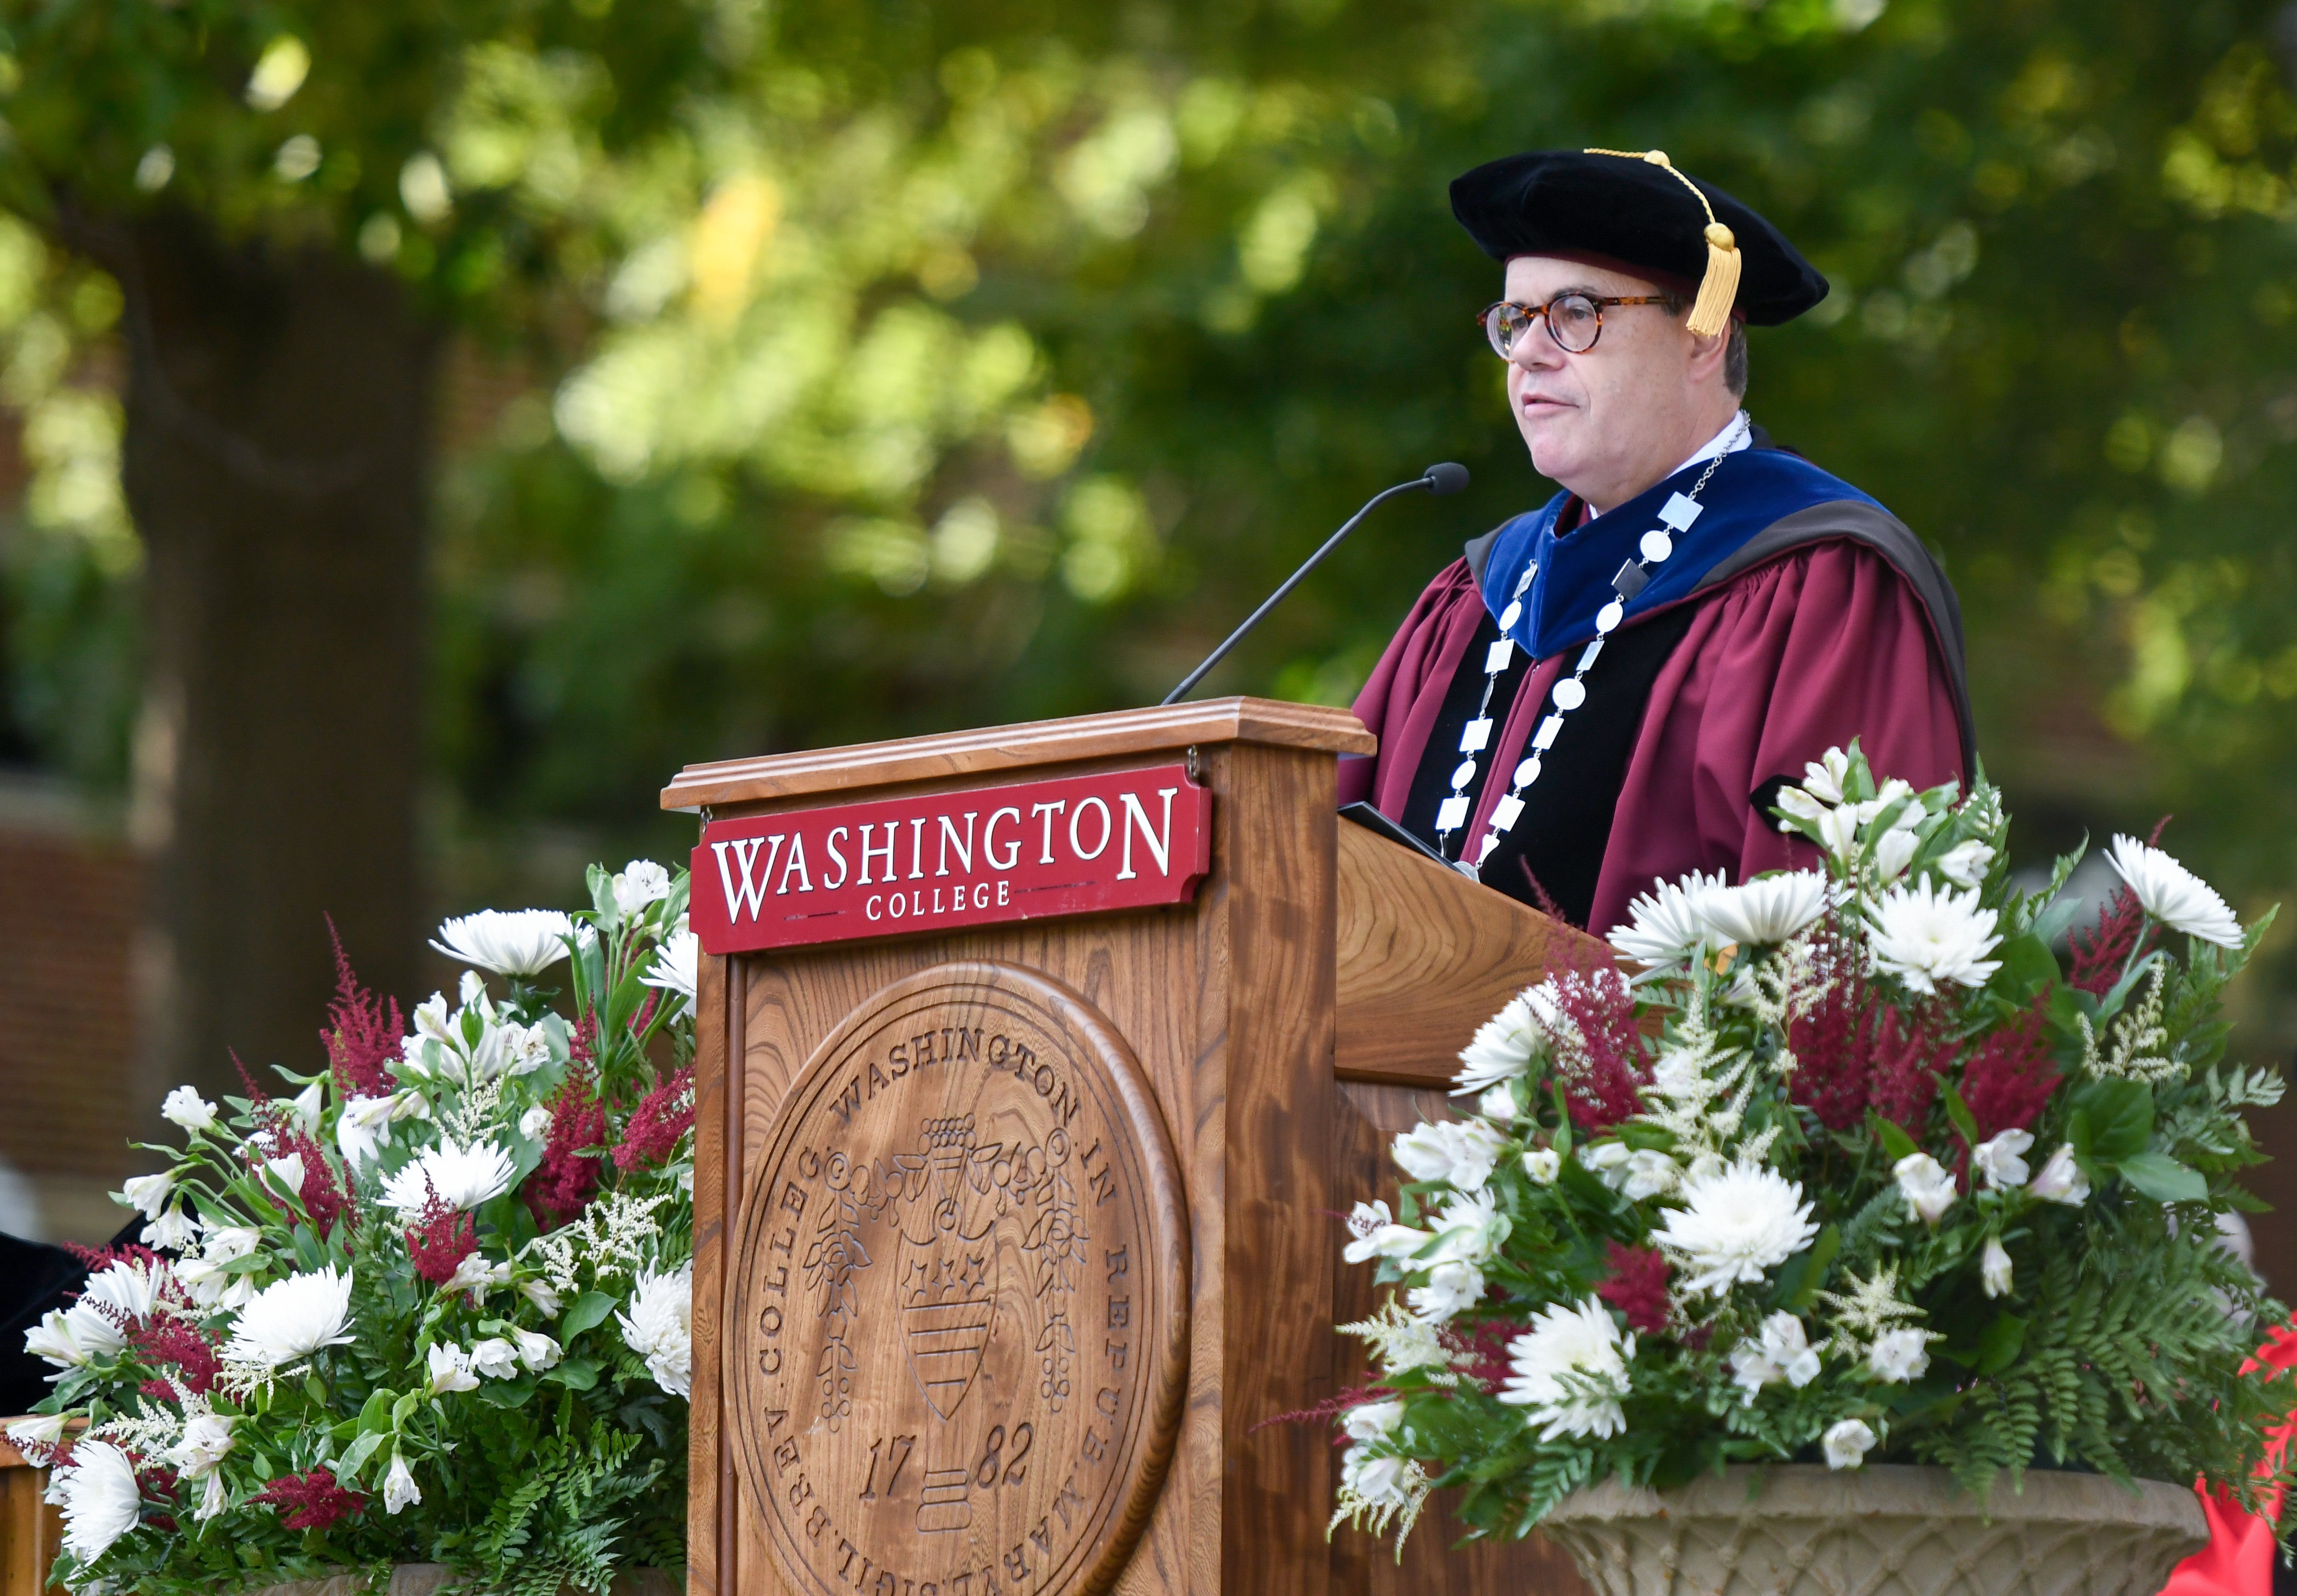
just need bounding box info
[665,698,1598,1596]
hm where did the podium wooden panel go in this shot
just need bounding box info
[667,698,1596,1596]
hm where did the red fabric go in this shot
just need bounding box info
[1342,539,1966,931]
[2159,1323,2297,1596]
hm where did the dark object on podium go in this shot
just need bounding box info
[664,697,1604,1596]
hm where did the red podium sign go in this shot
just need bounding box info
[690,763,1212,955]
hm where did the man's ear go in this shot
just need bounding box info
[1686,324,1731,384]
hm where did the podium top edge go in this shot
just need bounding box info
[659,696,1378,811]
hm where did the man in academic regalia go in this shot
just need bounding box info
[1338,148,1974,931]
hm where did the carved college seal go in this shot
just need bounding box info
[733,961,1188,1596]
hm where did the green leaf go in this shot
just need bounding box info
[2070,1079,2152,1160]
[1870,1114,1920,1163]
[1974,1313,2027,1376]
[1771,1225,1841,1310]
[337,1429,387,1480]
[477,1374,541,1407]
[2116,1152,2209,1204]
[391,1390,420,1430]
[1941,1083,1979,1150]
[548,1357,604,1390]
[358,1387,397,1435]
[561,1290,617,1339]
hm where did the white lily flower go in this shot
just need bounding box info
[1521,1147,1561,1184]
[1391,1119,1508,1193]
[287,1081,323,1133]
[468,1337,521,1379]
[265,1153,306,1198]
[168,1414,236,1480]
[1935,838,1995,887]
[1823,1417,1876,1470]
[1981,1235,2014,1298]
[385,1452,422,1515]
[1406,1259,1484,1324]
[1873,827,1919,883]
[1801,748,1854,806]
[1867,1327,1934,1383]
[1971,1129,2033,1191]
[1892,1153,1958,1225]
[117,1171,175,1221]
[512,1327,562,1372]
[1340,1444,1408,1507]
[1342,1399,1405,1442]
[161,1086,218,1133]
[426,1341,479,1396]
[143,1204,199,1253]
[517,1279,563,1318]
[1816,804,1861,861]
[2028,1143,2091,1206]
[613,859,674,916]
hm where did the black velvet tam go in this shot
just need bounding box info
[1450,150,1830,326]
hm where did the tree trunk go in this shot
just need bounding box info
[87,207,437,1108]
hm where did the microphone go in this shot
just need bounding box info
[1161,463,1468,706]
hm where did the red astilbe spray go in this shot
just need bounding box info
[133,1318,223,1396]
[320,919,405,1099]
[528,1068,608,1228]
[1785,928,1873,1132]
[614,1065,696,1173]
[1595,1241,1672,1336]
[277,1128,354,1240]
[1450,1316,1525,1390]
[405,1188,478,1286]
[255,1467,363,1531]
[1868,1003,1954,1131]
[2069,815,2174,995]
[1546,967,1646,1133]
[1960,995,2062,1141]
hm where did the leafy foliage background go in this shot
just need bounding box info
[7,0,2297,1207]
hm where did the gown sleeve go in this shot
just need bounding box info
[1588,539,1967,934]
[2157,1322,2297,1596]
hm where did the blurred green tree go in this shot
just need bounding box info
[9,0,2297,1142]
[0,0,726,1099]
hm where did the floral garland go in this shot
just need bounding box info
[1332,745,2295,1550]
[13,861,701,1595]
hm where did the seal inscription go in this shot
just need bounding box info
[733,961,1188,1596]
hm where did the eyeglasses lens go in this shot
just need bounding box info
[1549,294,1600,353]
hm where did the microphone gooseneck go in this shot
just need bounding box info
[1160,463,1469,707]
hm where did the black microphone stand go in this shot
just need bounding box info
[1161,463,1467,706]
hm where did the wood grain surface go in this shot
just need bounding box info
[726,962,1189,1596]
[1334,819,1614,1089]
[661,697,1374,812]
[0,1432,62,1596]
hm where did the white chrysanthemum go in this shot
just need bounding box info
[53,1439,141,1564]
[613,859,674,915]
[619,1261,693,1398]
[641,930,698,1007]
[1650,1161,1820,1298]
[222,1265,355,1369]
[1390,1119,1509,1193]
[1609,871,1727,967]
[1496,1296,1633,1441]
[161,1086,217,1133]
[1451,981,1558,1096]
[1865,879,2001,994]
[380,1140,517,1218]
[82,1258,165,1326]
[2106,834,2243,948]
[1697,871,1829,947]
[429,909,576,976]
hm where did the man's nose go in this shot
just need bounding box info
[1509,317,1564,375]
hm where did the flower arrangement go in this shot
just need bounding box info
[1333,745,2294,1550]
[12,860,703,1596]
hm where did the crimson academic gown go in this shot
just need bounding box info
[1337,436,1973,933]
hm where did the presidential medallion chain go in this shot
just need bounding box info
[1432,411,1750,878]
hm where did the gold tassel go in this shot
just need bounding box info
[1686,222,1740,338]
[1583,147,1741,336]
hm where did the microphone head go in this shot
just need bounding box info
[1423,462,1469,496]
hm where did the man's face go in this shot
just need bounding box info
[1501,254,1717,511]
